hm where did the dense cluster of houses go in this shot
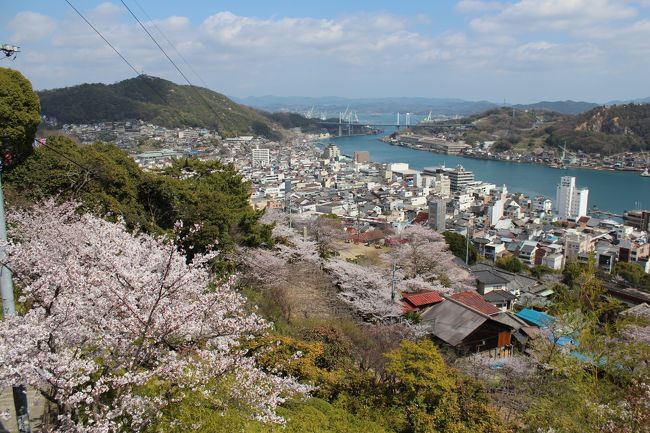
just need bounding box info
[240,141,650,358]
[244,143,650,277]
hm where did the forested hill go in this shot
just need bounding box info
[546,103,650,154]
[38,75,278,138]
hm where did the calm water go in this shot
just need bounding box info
[326,117,649,215]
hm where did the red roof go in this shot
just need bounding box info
[450,291,501,316]
[402,291,444,307]
[350,230,385,243]
[577,216,590,224]
[412,211,429,225]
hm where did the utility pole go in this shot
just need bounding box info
[0,136,32,433]
[391,262,397,302]
[465,217,473,266]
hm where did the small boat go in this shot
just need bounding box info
[641,168,650,177]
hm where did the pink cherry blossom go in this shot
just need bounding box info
[0,200,307,432]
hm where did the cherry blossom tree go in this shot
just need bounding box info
[270,217,320,264]
[0,201,308,432]
[322,259,401,322]
[619,306,650,345]
[389,224,473,290]
[292,214,346,258]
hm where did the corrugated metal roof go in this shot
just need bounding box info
[420,301,488,346]
[474,270,510,285]
[450,291,501,316]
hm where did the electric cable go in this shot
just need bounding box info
[63,0,169,106]
[119,0,226,128]
[131,0,211,90]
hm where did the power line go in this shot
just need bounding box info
[119,0,195,90]
[35,139,97,177]
[130,0,211,90]
[119,0,225,128]
[63,0,169,106]
[63,0,141,77]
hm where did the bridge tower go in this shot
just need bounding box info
[396,112,400,130]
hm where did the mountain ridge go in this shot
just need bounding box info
[233,95,610,115]
[38,75,278,138]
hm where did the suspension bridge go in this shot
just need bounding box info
[316,109,465,137]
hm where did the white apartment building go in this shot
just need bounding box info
[252,146,270,167]
[556,176,589,220]
[323,143,341,159]
[448,165,475,192]
[487,198,505,227]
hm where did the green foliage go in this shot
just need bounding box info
[529,264,555,279]
[152,391,390,433]
[264,111,324,133]
[443,231,478,265]
[382,340,507,433]
[546,103,650,155]
[614,261,650,291]
[0,68,40,166]
[495,255,524,273]
[521,370,610,433]
[161,158,273,255]
[246,335,346,399]
[521,255,650,433]
[38,75,278,138]
[4,136,272,258]
[385,340,455,397]
[251,120,280,140]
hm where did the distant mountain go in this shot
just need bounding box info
[546,103,650,154]
[606,96,650,105]
[513,100,599,115]
[234,95,500,117]
[38,76,278,138]
[234,95,604,116]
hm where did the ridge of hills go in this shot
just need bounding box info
[235,95,603,115]
[38,75,279,138]
[36,75,650,154]
[546,103,650,154]
[433,104,650,155]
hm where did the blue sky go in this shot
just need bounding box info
[2,1,650,103]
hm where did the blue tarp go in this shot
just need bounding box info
[551,335,579,347]
[516,308,555,328]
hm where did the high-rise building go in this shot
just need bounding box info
[448,165,474,192]
[354,151,370,163]
[323,143,341,160]
[487,199,505,227]
[252,146,270,167]
[556,176,589,220]
[623,210,650,231]
[428,199,447,232]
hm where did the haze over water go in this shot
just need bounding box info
[328,115,650,216]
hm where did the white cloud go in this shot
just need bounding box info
[510,41,602,66]
[3,2,649,101]
[456,1,506,13]
[470,0,637,32]
[7,11,56,43]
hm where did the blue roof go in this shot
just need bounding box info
[516,308,555,328]
[552,336,579,347]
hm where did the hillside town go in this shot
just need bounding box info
[60,119,650,311]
